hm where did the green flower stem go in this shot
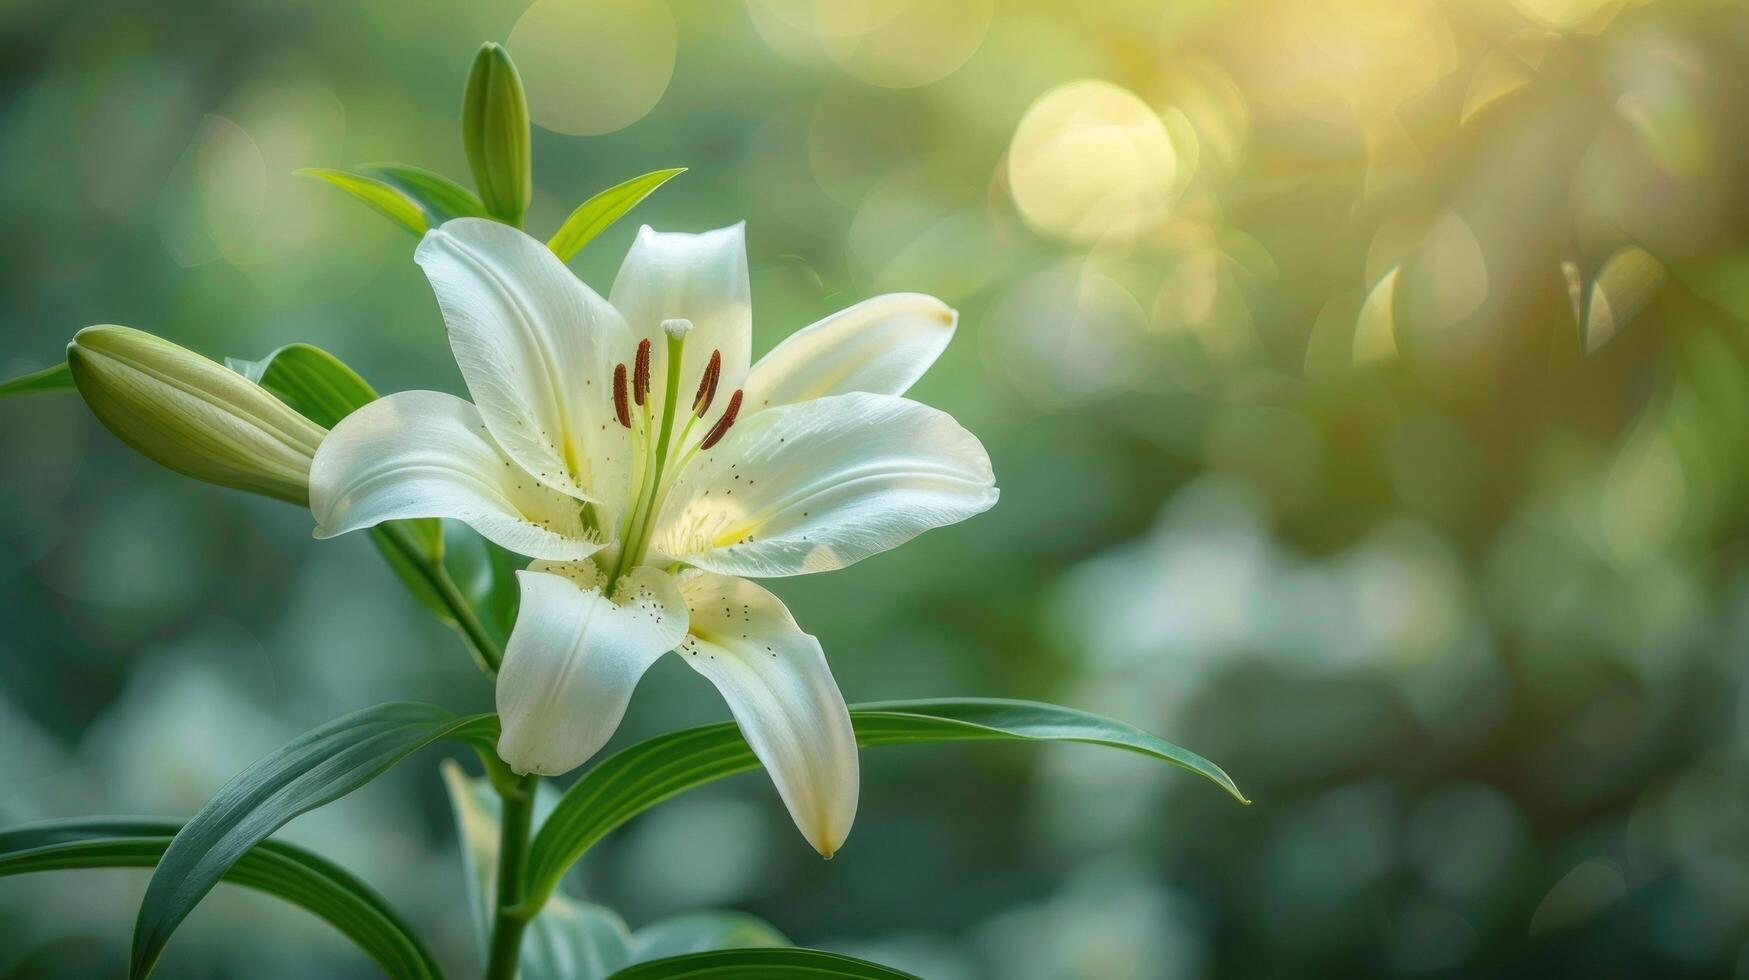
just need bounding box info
[375,521,503,674]
[609,331,687,589]
[484,773,537,980]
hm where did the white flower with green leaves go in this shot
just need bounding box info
[309,218,997,855]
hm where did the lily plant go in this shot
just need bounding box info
[0,43,1246,980]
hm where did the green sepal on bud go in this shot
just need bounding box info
[67,325,326,506]
[462,42,532,227]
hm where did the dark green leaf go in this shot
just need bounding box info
[444,762,634,979]
[222,344,454,628]
[525,699,1246,907]
[605,948,920,979]
[220,344,465,648]
[226,343,377,428]
[0,360,72,396]
[370,523,454,621]
[0,817,440,979]
[369,519,506,673]
[364,163,490,222]
[296,168,429,235]
[445,764,786,980]
[131,703,497,978]
[441,520,521,644]
[547,169,686,262]
[630,913,787,962]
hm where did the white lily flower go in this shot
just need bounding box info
[309,218,997,855]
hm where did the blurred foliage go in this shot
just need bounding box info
[4,0,1749,977]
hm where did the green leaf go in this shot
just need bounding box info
[0,360,72,396]
[605,948,920,979]
[443,764,786,980]
[222,343,455,633]
[630,913,787,962]
[0,817,440,979]
[440,520,521,645]
[226,343,378,428]
[296,167,429,235]
[525,699,1246,907]
[131,702,497,978]
[369,518,507,674]
[220,345,468,652]
[364,162,490,222]
[547,168,687,262]
[444,761,633,979]
[370,522,454,622]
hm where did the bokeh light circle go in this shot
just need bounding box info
[750,0,992,88]
[1007,80,1178,245]
[507,0,677,136]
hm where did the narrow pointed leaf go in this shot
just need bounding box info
[443,762,635,979]
[440,518,520,643]
[131,703,497,979]
[221,344,485,654]
[220,346,439,558]
[370,522,459,629]
[0,361,72,396]
[446,764,787,980]
[0,817,440,979]
[606,948,920,979]
[296,168,429,235]
[227,343,378,428]
[631,913,787,962]
[547,168,686,262]
[525,699,1246,907]
[365,163,490,222]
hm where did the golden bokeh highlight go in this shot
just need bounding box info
[507,0,676,136]
[1007,80,1180,246]
[749,0,992,88]
[1244,0,1458,124]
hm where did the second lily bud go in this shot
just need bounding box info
[462,41,532,227]
[68,325,325,505]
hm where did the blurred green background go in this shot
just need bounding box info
[4,0,1749,976]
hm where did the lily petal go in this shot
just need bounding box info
[310,390,602,561]
[495,563,688,776]
[416,218,632,514]
[653,392,998,577]
[744,293,957,412]
[676,572,857,857]
[608,224,751,420]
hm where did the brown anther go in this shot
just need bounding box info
[612,363,631,428]
[692,349,722,416]
[699,389,743,450]
[633,338,652,405]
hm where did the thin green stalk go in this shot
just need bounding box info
[484,773,537,980]
[612,332,687,587]
[376,521,503,674]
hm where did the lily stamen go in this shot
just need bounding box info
[612,363,631,428]
[699,389,743,450]
[632,338,652,406]
[693,350,722,416]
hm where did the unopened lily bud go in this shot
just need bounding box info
[462,42,532,226]
[67,325,325,505]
